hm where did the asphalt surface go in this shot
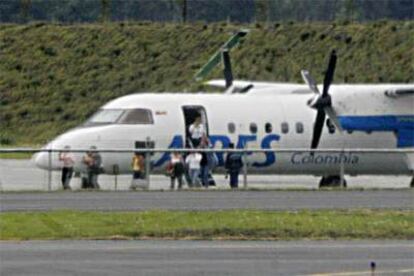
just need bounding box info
[0,240,413,276]
[1,190,413,212]
[1,159,413,191]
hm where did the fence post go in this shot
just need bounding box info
[339,150,345,188]
[113,164,119,191]
[48,149,52,191]
[144,137,153,190]
[145,150,150,190]
[242,149,248,189]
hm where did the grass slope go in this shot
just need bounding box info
[1,21,413,145]
[1,210,413,240]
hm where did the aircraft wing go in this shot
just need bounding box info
[385,87,414,98]
[205,79,312,94]
[205,79,275,89]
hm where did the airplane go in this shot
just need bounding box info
[34,31,414,188]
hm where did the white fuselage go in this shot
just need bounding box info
[34,83,414,176]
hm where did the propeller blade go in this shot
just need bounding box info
[324,106,343,132]
[224,85,237,94]
[322,50,337,97]
[309,50,338,150]
[311,109,326,149]
[301,70,320,94]
[239,84,254,93]
[221,49,233,88]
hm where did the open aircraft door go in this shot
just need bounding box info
[182,106,209,148]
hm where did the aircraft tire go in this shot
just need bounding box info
[319,176,347,188]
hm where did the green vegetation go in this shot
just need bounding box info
[0,146,34,159]
[1,21,413,145]
[1,209,413,240]
[0,152,33,159]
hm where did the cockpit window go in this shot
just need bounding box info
[118,109,153,124]
[84,108,154,126]
[86,109,124,125]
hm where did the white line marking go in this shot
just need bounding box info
[308,268,414,276]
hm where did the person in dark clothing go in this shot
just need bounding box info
[200,152,209,188]
[199,135,216,188]
[225,143,243,188]
[82,146,102,189]
[168,152,185,190]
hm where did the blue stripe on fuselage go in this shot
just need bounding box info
[338,115,414,147]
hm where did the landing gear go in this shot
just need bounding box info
[319,175,347,188]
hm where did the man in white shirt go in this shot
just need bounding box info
[189,115,206,148]
[59,145,75,190]
[185,152,202,187]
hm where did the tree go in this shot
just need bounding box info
[20,0,31,23]
[175,0,187,22]
[100,0,110,22]
[255,0,270,23]
[182,0,187,22]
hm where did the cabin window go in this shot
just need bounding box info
[265,123,272,133]
[250,123,258,134]
[281,122,289,134]
[85,109,124,125]
[118,109,154,124]
[228,122,236,134]
[296,122,304,134]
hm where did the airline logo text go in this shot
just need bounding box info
[153,135,360,167]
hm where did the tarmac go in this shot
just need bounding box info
[1,190,413,212]
[0,240,413,276]
[0,159,413,191]
[1,159,413,276]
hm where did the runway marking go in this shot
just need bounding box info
[308,268,414,276]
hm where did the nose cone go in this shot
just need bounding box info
[33,151,62,171]
[33,152,50,170]
[32,127,97,171]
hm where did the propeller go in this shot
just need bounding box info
[221,48,233,88]
[301,50,343,149]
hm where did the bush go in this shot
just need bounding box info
[0,134,14,145]
[0,21,412,145]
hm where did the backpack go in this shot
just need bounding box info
[227,153,243,171]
